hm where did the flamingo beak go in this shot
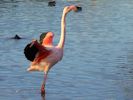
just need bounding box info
[75,6,82,12]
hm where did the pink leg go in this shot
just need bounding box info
[41,73,47,95]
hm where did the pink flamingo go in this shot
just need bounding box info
[25,5,78,95]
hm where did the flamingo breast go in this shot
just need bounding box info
[46,47,63,63]
[39,46,63,68]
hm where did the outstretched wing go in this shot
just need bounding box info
[24,41,51,62]
[31,41,51,63]
[24,42,39,61]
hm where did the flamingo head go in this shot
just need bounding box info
[70,5,82,12]
[63,5,81,14]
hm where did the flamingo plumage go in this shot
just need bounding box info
[26,5,78,95]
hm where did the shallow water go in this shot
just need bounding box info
[0,0,133,100]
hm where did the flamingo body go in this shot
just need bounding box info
[25,5,78,95]
[28,45,63,73]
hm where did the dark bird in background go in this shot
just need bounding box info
[48,0,56,6]
[11,34,22,39]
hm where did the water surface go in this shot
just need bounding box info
[0,0,133,100]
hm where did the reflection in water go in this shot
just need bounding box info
[41,92,46,100]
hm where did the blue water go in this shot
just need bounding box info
[0,0,133,100]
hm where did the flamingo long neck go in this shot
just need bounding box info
[58,11,67,48]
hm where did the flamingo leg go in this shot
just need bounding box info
[41,73,47,95]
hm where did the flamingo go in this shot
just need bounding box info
[24,5,78,95]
